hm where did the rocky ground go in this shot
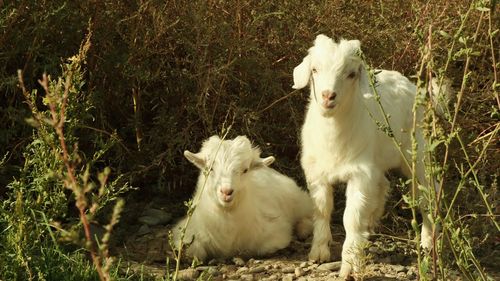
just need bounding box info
[111,197,497,281]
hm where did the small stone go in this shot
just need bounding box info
[240,274,254,281]
[282,274,294,281]
[233,257,246,266]
[236,266,249,274]
[281,267,295,274]
[368,246,383,255]
[296,277,308,281]
[295,267,304,277]
[141,208,172,225]
[307,263,318,270]
[136,224,151,236]
[265,274,279,281]
[406,268,417,279]
[317,261,342,271]
[300,261,308,268]
[394,265,407,273]
[196,266,218,275]
[138,216,160,226]
[385,273,397,278]
[329,271,339,277]
[249,266,265,274]
[177,268,200,280]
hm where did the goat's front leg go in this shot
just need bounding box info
[340,173,382,278]
[308,179,334,262]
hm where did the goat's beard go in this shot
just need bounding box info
[316,102,337,117]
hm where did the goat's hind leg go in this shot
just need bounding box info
[401,156,437,250]
[369,176,389,235]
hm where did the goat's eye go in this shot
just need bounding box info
[312,68,317,74]
[242,168,248,174]
[347,71,356,79]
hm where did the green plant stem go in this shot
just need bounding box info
[173,127,231,280]
[436,1,477,206]
[487,5,499,108]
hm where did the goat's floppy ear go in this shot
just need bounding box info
[292,55,311,89]
[184,150,206,169]
[348,39,361,54]
[250,156,275,169]
[260,156,275,166]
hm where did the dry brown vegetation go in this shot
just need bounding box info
[0,0,498,280]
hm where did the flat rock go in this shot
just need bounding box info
[136,224,151,236]
[317,261,342,271]
[240,273,254,281]
[264,274,280,281]
[141,208,172,225]
[176,268,199,280]
[249,266,265,274]
[236,266,249,274]
[138,216,161,226]
[232,257,246,266]
[281,266,295,274]
[295,267,305,277]
[196,266,218,275]
[394,264,407,273]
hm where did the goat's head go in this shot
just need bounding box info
[293,34,364,117]
[184,135,275,209]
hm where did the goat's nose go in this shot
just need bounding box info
[322,90,337,101]
[220,187,234,196]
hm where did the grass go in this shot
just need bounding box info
[0,0,498,280]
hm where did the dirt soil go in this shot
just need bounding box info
[111,197,480,281]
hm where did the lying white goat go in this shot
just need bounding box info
[293,34,446,278]
[172,135,313,261]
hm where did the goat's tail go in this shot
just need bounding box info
[430,77,454,117]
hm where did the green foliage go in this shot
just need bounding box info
[0,29,131,280]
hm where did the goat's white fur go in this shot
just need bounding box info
[293,34,445,278]
[172,135,313,261]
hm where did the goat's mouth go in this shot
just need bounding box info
[218,194,234,205]
[321,100,336,110]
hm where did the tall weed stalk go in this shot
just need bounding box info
[1,28,130,280]
[364,0,498,279]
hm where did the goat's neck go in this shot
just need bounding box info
[309,87,373,162]
[316,89,369,132]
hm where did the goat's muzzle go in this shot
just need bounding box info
[321,90,336,109]
[220,187,234,202]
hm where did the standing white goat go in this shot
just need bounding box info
[172,135,313,261]
[292,35,444,278]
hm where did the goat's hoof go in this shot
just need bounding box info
[420,229,433,250]
[339,262,353,280]
[308,243,331,262]
[421,237,433,251]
